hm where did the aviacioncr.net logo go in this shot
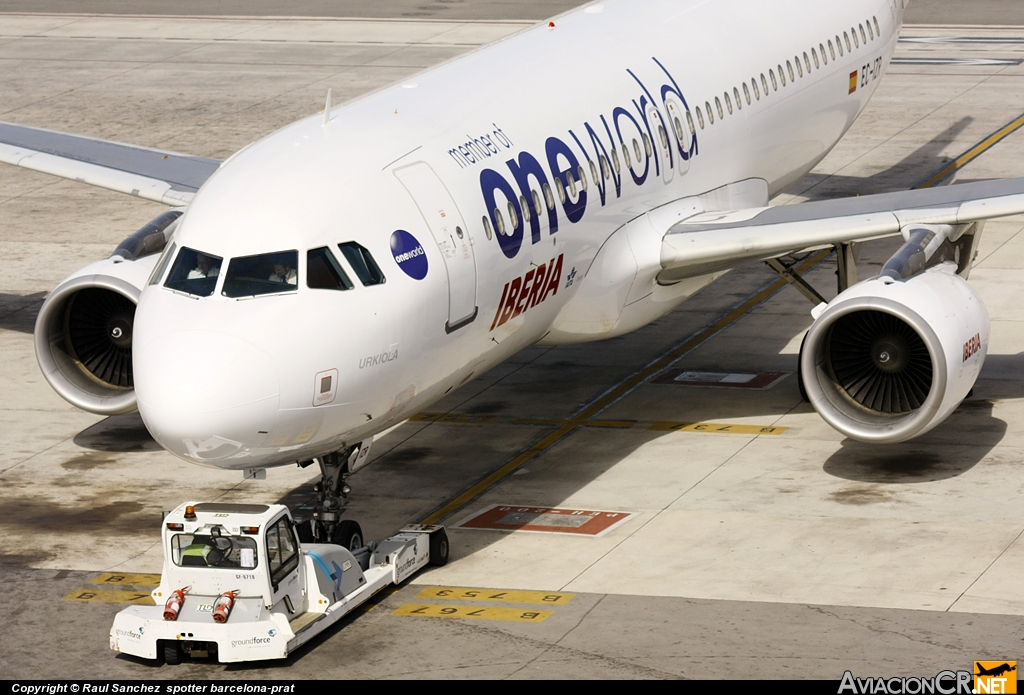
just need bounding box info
[839,670,974,695]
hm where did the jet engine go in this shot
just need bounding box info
[801,262,988,444]
[34,210,181,415]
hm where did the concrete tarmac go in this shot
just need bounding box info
[3,3,1024,681]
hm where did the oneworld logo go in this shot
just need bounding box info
[391,229,429,280]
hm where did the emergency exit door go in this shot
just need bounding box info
[394,162,478,332]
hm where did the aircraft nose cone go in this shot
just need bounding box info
[135,331,279,465]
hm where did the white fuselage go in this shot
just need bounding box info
[132,0,901,469]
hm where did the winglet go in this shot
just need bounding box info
[322,88,333,127]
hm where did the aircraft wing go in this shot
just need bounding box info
[0,121,220,206]
[658,177,1024,283]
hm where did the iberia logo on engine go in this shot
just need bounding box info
[963,333,982,363]
[490,254,564,330]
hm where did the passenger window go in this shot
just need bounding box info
[844,32,851,52]
[580,164,591,191]
[770,69,778,90]
[633,138,642,160]
[659,123,669,146]
[266,518,299,589]
[859,24,867,44]
[794,57,803,78]
[543,183,555,210]
[600,154,610,179]
[554,177,566,204]
[494,207,506,236]
[706,101,715,123]
[743,82,752,104]
[812,47,820,68]
[567,170,578,197]
[761,73,769,94]
[482,215,493,241]
[519,195,531,223]
[819,44,826,65]
[723,93,732,115]
[338,242,385,286]
[223,250,298,298]
[829,39,836,60]
[866,20,873,40]
[851,28,858,49]
[611,148,621,173]
[873,17,880,36]
[696,106,706,128]
[642,132,652,156]
[786,60,794,82]
[803,52,811,72]
[733,87,742,109]
[307,247,353,291]
[531,189,543,215]
[673,116,684,140]
[685,110,696,135]
[622,143,632,167]
[164,247,223,297]
[506,200,519,229]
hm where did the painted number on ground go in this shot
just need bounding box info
[90,573,161,586]
[649,421,788,435]
[392,603,554,622]
[64,589,155,604]
[416,587,574,605]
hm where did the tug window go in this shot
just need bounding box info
[338,242,385,286]
[222,250,298,298]
[164,247,222,297]
[172,530,258,569]
[307,247,353,291]
[266,518,299,589]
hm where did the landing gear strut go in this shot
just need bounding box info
[309,448,353,544]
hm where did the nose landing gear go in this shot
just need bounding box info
[297,443,368,550]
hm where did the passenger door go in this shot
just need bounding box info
[394,162,479,332]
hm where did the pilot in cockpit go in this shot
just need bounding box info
[269,261,297,285]
[188,253,220,280]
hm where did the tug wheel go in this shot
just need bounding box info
[429,528,449,567]
[163,642,182,665]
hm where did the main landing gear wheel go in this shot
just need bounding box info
[332,520,363,551]
[429,528,449,567]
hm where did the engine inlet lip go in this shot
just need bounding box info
[34,274,141,415]
[801,296,947,444]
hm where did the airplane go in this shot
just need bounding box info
[3,0,1024,547]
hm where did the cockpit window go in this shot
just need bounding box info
[148,241,177,286]
[338,242,385,286]
[307,247,353,291]
[222,250,299,298]
[164,247,223,297]
[171,531,258,569]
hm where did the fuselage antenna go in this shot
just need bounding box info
[322,88,333,127]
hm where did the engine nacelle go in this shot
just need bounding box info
[800,264,988,443]
[34,211,181,415]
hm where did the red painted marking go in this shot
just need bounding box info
[456,505,634,536]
